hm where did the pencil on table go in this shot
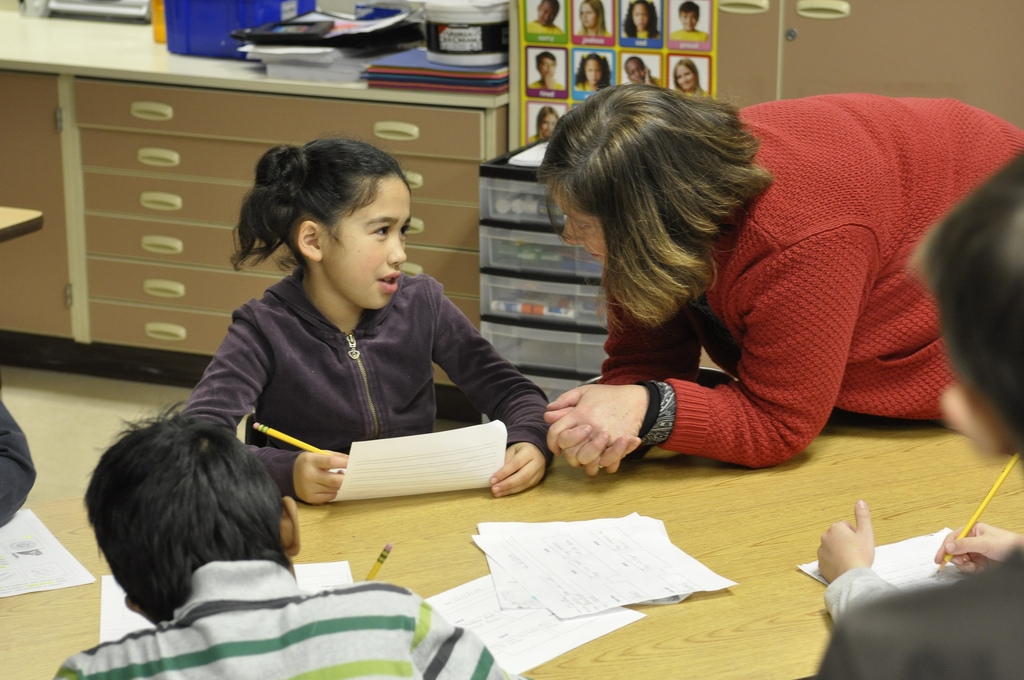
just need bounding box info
[365,543,393,581]
[940,452,1020,567]
[252,422,328,455]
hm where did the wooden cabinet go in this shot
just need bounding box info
[718,0,1024,128]
[74,78,497,357]
[0,71,71,337]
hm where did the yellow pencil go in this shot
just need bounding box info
[941,452,1020,566]
[365,543,393,581]
[252,422,328,455]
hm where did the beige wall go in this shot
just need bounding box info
[1,0,19,11]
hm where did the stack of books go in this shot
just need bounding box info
[364,48,509,94]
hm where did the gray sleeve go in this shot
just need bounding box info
[824,567,898,622]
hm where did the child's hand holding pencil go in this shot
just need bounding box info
[253,422,348,505]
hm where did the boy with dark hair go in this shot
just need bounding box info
[670,0,708,41]
[816,152,1024,678]
[57,410,525,679]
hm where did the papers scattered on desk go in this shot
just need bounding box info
[799,528,968,590]
[333,420,507,502]
[427,576,645,675]
[0,509,95,598]
[474,513,737,619]
[100,561,354,642]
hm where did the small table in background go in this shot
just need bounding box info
[0,207,43,243]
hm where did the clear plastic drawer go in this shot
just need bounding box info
[480,225,603,280]
[481,321,607,375]
[481,272,604,328]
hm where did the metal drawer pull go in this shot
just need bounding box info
[129,101,175,121]
[140,191,183,211]
[407,217,425,234]
[403,170,424,190]
[137,147,181,167]
[373,121,420,141]
[144,322,187,341]
[795,0,850,18]
[143,278,186,298]
[401,262,423,276]
[719,0,769,13]
[140,235,184,254]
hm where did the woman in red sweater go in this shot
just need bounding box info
[537,85,1024,475]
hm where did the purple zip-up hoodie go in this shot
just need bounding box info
[186,269,552,497]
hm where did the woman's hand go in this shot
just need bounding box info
[544,384,646,475]
[817,500,876,583]
[934,523,1024,573]
[490,443,547,497]
[293,450,348,504]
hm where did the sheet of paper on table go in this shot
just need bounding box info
[800,528,968,589]
[333,420,506,502]
[0,509,95,598]
[427,575,645,675]
[473,513,737,619]
[100,561,354,642]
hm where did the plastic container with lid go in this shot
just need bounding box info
[425,0,509,67]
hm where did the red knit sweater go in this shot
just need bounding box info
[601,94,1024,468]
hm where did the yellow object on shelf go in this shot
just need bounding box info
[152,0,167,44]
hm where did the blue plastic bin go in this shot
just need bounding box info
[165,0,315,59]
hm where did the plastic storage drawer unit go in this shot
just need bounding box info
[481,320,606,375]
[481,272,604,328]
[479,175,563,228]
[480,225,602,280]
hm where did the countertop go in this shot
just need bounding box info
[0,9,509,108]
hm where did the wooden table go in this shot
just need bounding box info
[5,415,1024,679]
[0,207,43,243]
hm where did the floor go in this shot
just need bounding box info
[2,365,194,505]
[3,365,476,506]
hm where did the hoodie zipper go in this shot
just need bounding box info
[345,332,380,438]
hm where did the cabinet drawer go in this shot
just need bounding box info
[405,246,480,297]
[81,128,271,181]
[84,172,248,226]
[85,214,281,274]
[88,258,280,313]
[407,202,480,251]
[401,157,480,204]
[90,299,229,355]
[75,80,487,160]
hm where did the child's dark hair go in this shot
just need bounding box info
[85,408,291,623]
[919,152,1024,449]
[232,137,407,270]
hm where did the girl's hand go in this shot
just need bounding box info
[934,523,1024,573]
[817,500,876,583]
[490,443,546,497]
[293,450,348,504]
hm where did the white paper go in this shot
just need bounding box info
[0,509,95,598]
[100,561,354,642]
[800,528,968,589]
[427,576,644,674]
[333,421,507,502]
[508,142,548,167]
[473,513,737,619]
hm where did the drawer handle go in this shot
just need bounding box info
[401,261,423,276]
[403,170,424,190]
[141,235,184,254]
[719,0,769,13]
[144,322,187,341]
[407,217,425,234]
[373,121,420,141]
[140,191,183,211]
[795,0,850,18]
[137,147,181,167]
[130,101,175,121]
[143,278,186,298]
